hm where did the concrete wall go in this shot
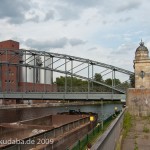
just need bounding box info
[127,88,150,116]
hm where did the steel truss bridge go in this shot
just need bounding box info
[0,49,134,100]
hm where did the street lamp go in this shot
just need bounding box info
[140,70,145,79]
[140,70,145,88]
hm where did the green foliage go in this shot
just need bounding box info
[105,78,112,86]
[94,73,103,85]
[120,81,130,88]
[134,141,138,150]
[55,73,128,92]
[123,112,132,137]
[104,78,121,86]
[143,125,149,133]
[105,78,119,86]
[94,73,103,82]
[55,76,87,86]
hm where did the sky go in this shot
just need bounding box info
[1,0,150,73]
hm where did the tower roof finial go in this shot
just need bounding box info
[140,39,144,46]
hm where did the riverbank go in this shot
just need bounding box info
[0,101,122,110]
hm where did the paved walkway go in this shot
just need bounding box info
[122,117,150,150]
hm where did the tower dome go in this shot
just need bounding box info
[135,40,149,60]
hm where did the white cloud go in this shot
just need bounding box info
[0,0,150,75]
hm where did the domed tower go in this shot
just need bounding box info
[134,40,150,88]
[135,40,149,60]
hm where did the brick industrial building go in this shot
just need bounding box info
[0,40,57,105]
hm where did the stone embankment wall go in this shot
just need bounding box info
[126,88,150,116]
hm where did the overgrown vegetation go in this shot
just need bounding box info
[143,125,149,133]
[123,112,132,137]
[134,141,138,150]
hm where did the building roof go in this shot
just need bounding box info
[0,39,19,44]
[0,39,19,49]
[136,40,148,52]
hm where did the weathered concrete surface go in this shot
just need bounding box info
[122,117,150,150]
[127,88,150,116]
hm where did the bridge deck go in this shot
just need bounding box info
[0,92,125,100]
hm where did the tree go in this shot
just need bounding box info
[105,78,112,86]
[93,73,103,87]
[94,73,103,82]
[114,79,121,86]
[55,76,87,87]
[55,76,65,86]
[105,78,121,86]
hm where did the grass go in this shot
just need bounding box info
[143,125,150,133]
[134,141,138,150]
[123,111,133,137]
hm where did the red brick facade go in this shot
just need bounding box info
[0,40,19,49]
[0,40,57,104]
[0,40,20,93]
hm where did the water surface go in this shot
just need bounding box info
[0,103,122,123]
